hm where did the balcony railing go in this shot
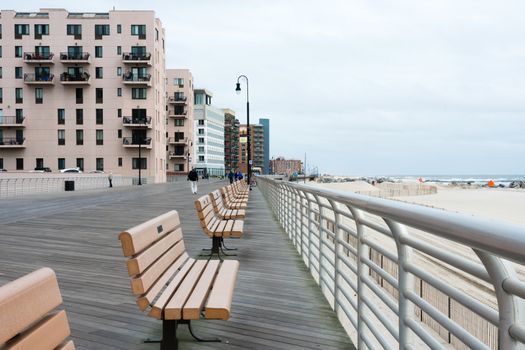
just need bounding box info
[23,52,54,63]
[168,151,187,159]
[122,137,152,147]
[60,72,90,84]
[122,52,151,64]
[122,73,152,85]
[0,116,25,127]
[168,96,187,104]
[0,137,25,147]
[168,137,188,145]
[60,52,90,63]
[257,177,525,349]
[122,116,152,127]
[24,73,54,84]
[168,110,187,118]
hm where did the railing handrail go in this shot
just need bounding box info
[24,52,54,59]
[122,116,152,124]
[0,116,25,124]
[122,52,151,60]
[59,52,90,60]
[122,137,152,145]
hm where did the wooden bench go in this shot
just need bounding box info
[118,210,239,350]
[220,186,248,210]
[231,181,250,199]
[0,267,75,350]
[209,190,246,220]
[195,195,244,259]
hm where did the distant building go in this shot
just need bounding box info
[166,69,194,174]
[224,109,239,173]
[193,89,225,177]
[270,157,302,175]
[0,8,167,182]
[259,118,270,174]
[238,124,264,175]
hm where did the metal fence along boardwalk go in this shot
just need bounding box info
[0,180,352,350]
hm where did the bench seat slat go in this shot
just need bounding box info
[214,220,227,236]
[131,240,186,295]
[205,261,240,320]
[0,268,62,345]
[137,252,190,311]
[227,220,244,238]
[183,260,221,319]
[148,257,195,319]
[3,310,71,350]
[164,260,208,320]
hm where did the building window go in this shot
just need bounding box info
[76,109,83,125]
[67,24,82,39]
[15,46,22,58]
[198,156,205,162]
[14,24,30,39]
[96,109,103,124]
[0,67,2,79]
[95,46,103,58]
[117,24,121,34]
[96,88,103,103]
[96,130,103,145]
[0,46,3,58]
[198,129,204,135]
[174,78,184,87]
[131,25,146,39]
[76,88,83,104]
[94,24,110,39]
[58,130,65,145]
[0,158,3,169]
[0,88,3,103]
[198,146,205,153]
[76,130,84,145]
[156,28,159,41]
[117,46,122,55]
[15,88,23,103]
[118,157,122,167]
[57,109,65,124]
[118,109,122,118]
[76,158,84,171]
[198,120,204,126]
[132,158,147,169]
[198,137,204,143]
[117,88,122,97]
[131,88,147,99]
[16,158,24,170]
[35,88,43,104]
[96,158,104,171]
[34,24,49,39]
[174,119,184,126]
[58,158,65,170]
[15,67,23,79]
[118,129,122,138]
[117,67,122,76]
[95,67,103,79]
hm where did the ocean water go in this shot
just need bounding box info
[387,175,525,186]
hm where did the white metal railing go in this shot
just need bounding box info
[257,177,525,350]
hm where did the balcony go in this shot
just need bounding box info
[24,73,54,85]
[122,72,152,86]
[122,52,152,65]
[122,116,152,128]
[60,52,90,64]
[168,137,188,145]
[168,96,187,104]
[122,137,152,148]
[23,52,54,64]
[0,137,25,148]
[0,116,25,128]
[168,151,187,159]
[168,110,187,119]
[60,72,91,85]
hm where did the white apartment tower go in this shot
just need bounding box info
[193,89,225,177]
[0,9,167,183]
[166,69,194,174]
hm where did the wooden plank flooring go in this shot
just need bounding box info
[0,179,353,350]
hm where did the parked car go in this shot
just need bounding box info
[60,167,82,173]
[34,167,52,172]
[89,170,105,174]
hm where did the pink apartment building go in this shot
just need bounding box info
[0,8,167,183]
[166,69,194,174]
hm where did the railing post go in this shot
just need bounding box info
[314,194,324,286]
[384,219,415,349]
[475,250,525,350]
[307,193,315,271]
[328,199,341,318]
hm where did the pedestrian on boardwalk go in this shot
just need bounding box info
[237,170,243,182]
[108,171,113,188]
[187,167,198,194]
[228,169,235,184]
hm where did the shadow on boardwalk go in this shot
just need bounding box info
[0,180,353,350]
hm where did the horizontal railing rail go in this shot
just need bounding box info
[257,176,525,349]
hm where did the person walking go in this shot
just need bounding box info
[187,167,198,194]
[228,169,235,184]
[237,170,243,182]
[108,171,113,188]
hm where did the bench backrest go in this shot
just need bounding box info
[195,195,218,234]
[119,210,188,310]
[210,190,225,214]
[0,267,75,350]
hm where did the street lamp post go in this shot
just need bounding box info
[137,115,148,185]
[235,75,251,188]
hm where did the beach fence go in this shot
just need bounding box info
[0,174,136,198]
[258,176,525,350]
[354,182,437,198]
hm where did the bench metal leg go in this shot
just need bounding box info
[199,237,223,261]
[144,320,178,350]
[220,237,238,251]
[186,320,221,343]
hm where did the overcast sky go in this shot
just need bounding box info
[5,1,525,175]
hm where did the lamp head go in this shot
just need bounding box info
[235,82,241,95]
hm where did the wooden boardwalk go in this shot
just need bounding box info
[0,179,353,350]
